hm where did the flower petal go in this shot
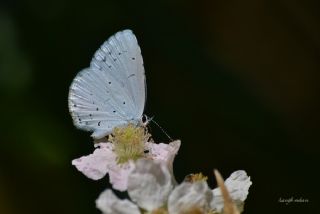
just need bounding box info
[168,181,212,214]
[128,159,173,211]
[72,143,115,180]
[108,161,135,191]
[146,140,181,183]
[210,170,252,212]
[96,189,140,214]
[146,140,181,164]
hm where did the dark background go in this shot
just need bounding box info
[0,0,319,213]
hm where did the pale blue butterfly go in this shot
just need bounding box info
[68,30,146,139]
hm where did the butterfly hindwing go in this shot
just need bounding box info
[68,68,133,138]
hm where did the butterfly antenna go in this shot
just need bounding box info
[150,117,173,141]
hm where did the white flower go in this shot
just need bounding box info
[71,143,115,180]
[210,170,252,213]
[95,159,173,214]
[127,159,214,213]
[146,140,181,184]
[128,159,173,211]
[97,159,252,214]
[71,142,134,191]
[168,180,213,214]
[96,189,140,214]
[72,140,181,191]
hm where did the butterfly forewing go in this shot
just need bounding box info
[91,30,146,118]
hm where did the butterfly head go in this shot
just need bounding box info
[141,114,153,126]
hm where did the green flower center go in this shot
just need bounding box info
[184,173,208,183]
[110,124,150,164]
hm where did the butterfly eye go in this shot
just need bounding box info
[142,115,148,123]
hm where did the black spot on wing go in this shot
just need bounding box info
[128,74,135,78]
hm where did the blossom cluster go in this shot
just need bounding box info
[72,125,252,214]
